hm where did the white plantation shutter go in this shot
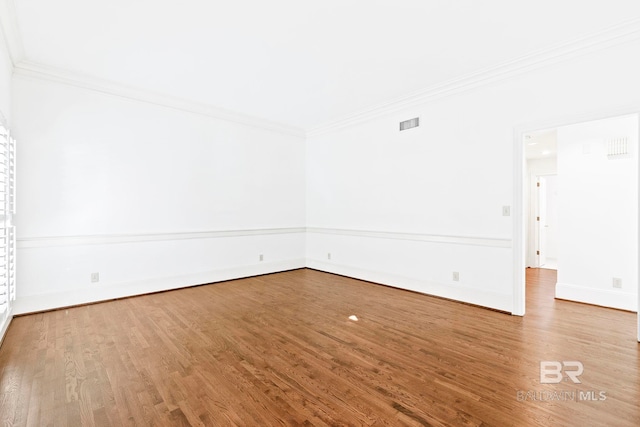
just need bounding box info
[0,123,15,320]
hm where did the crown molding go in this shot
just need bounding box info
[0,0,25,67]
[12,60,306,138]
[307,18,640,137]
[5,14,640,138]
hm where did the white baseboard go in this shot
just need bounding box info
[0,309,13,347]
[305,259,513,313]
[555,282,638,312]
[13,259,306,315]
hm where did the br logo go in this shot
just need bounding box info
[540,361,584,384]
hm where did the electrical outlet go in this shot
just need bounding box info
[327,252,331,260]
[612,277,622,288]
[91,272,99,283]
[259,254,264,262]
[452,272,459,281]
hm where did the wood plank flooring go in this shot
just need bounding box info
[0,268,638,426]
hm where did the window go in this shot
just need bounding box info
[0,123,15,324]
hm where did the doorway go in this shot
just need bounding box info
[514,110,640,342]
[525,128,558,270]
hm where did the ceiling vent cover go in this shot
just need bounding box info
[400,117,419,131]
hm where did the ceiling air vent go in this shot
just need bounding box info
[399,117,419,131]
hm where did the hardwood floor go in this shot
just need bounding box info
[0,268,638,426]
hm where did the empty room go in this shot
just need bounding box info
[1,1,639,425]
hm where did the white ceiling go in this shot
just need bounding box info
[8,0,640,130]
[525,129,557,160]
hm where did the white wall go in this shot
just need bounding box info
[0,31,10,123]
[12,75,306,313]
[556,114,638,311]
[7,32,640,321]
[541,175,558,262]
[306,38,640,313]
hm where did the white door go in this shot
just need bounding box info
[537,175,558,269]
[537,177,547,267]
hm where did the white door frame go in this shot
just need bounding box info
[512,106,640,343]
